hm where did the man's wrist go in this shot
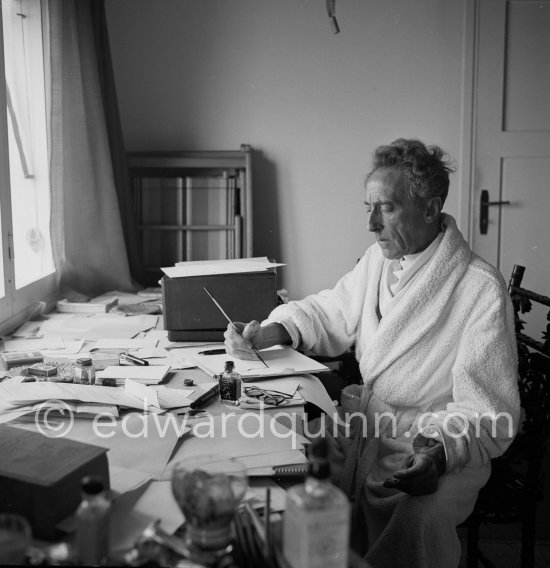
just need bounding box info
[257,322,292,350]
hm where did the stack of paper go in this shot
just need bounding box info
[0,378,196,425]
[56,296,119,313]
[96,365,171,386]
[162,257,285,279]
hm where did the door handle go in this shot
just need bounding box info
[480,189,510,235]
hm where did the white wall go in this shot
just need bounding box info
[106,0,467,299]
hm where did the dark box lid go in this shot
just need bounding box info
[0,425,108,487]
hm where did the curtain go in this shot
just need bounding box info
[90,1,144,287]
[49,0,136,297]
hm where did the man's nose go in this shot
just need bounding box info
[368,210,382,232]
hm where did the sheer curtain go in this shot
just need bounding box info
[48,0,135,296]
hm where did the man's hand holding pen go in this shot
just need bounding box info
[224,320,264,361]
[223,320,293,360]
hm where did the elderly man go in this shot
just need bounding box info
[224,138,520,567]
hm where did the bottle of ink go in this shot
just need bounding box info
[73,358,96,385]
[218,360,241,406]
[283,437,350,568]
[75,476,111,566]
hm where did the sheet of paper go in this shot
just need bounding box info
[42,339,85,356]
[175,256,271,267]
[187,346,329,379]
[131,480,184,535]
[12,321,44,338]
[164,413,308,475]
[162,259,285,278]
[125,379,160,408]
[0,381,145,409]
[0,407,36,424]
[93,337,159,350]
[154,386,194,409]
[2,337,65,351]
[109,466,153,495]
[296,374,340,420]
[92,290,152,306]
[109,485,157,553]
[96,365,170,384]
[130,347,168,359]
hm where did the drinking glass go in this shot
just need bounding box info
[171,455,247,564]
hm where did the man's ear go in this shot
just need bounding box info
[424,197,443,223]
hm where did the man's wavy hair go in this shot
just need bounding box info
[367,138,455,208]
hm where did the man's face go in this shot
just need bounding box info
[364,168,434,259]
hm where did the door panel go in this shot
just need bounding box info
[472,0,550,342]
[471,3,550,539]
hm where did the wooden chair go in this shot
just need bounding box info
[463,265,550,568]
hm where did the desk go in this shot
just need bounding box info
[0,309,352,566]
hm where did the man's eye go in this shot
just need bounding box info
[365,206,372,214]
[381,205,394,213]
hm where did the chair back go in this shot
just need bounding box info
[507,265,550,496]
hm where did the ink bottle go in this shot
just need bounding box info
[218,360,241,406]
[73,357,96,385]
[75,476,111,566]
[283,437,350,568]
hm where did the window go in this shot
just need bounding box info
[0,0,56,329]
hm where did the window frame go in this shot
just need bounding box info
[0,2,57,335]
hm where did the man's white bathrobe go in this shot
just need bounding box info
[266,214,520,568]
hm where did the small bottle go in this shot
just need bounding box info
[73,358,96,385]
[283,437,351,568]
[218,360,241,406]
[75,476,111,566]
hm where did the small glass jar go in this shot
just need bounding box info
[73,358,96,385]
[218,361,241,406]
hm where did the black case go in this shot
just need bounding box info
[162,270,278,341]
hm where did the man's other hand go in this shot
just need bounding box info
[383,442,446,496]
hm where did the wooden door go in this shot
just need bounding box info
[471,0,550,340]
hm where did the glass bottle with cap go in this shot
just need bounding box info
[73,357,96,385]
[75,476,111,566]
[283,437,351,568]
[218,360,241,406]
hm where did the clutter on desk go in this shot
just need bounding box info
[0,284,346,567]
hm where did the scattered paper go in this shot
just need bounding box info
[2,337,65,352]
[125,379,160,409]
[187,346,329,379]
[94,337,159,350]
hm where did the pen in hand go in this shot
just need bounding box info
[203,287,268,368]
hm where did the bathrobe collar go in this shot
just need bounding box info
[359,214,472,387]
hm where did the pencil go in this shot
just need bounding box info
[203,286,269,368]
